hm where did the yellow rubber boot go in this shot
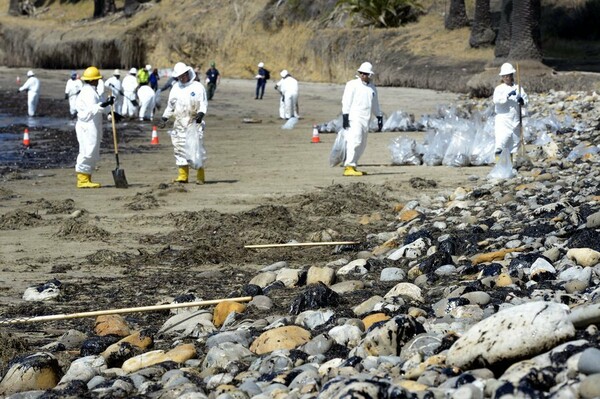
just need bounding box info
[343,166,365,176]
[173,166,189,183]
[196,168,205,185]
[77,173,101,188]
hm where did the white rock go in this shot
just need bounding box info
[387,237,431,261]
[295,309,335,330]
[567,248,600,267]
[446,301,576,370]
[380,267,406,282]
[337,259,368,276]
[59,355,107,385]
[328,325,363,348]
[384,282,424,303]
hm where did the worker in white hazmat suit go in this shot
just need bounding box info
[493,62,528,160]
[274,70,299,120]
[340,62,383,176]
[64,71,83,118]
[18,70,40,117]
[74,66,115,188]
[137,83,156,121]
[121,67,139,118]
[159,62,208,184]
[105,69,124,115]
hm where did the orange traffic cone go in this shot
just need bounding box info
[23,128,30,147]
[150,126,159,145]
[311,125,320,143]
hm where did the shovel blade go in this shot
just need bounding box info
[112,168,128,188]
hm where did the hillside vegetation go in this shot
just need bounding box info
[0,0,598,94]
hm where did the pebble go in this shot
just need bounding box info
[5,90,600,398]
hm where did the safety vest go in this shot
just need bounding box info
[137,69,149,85]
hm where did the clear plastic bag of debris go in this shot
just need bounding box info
[389,136,422,165]
[487,150,516,180]
[281,117,298,130]
[330,129,346,167]
[423,129,452,166]
[443,127,474,167]
[382,111,417,132]
[185,121,207,169]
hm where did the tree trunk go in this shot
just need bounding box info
[494,0,512,59]
[445,0,469,30]
[8,0,20,15]
[93,0,116,18]
[508,0,542,60]
[469,0,495,48]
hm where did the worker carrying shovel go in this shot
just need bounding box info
[74,66,115,188]
[493,63,528,163]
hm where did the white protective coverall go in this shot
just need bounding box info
[137,85,156,121]
[96,78,105,101]
[19,75,40,117]
[105,74,123,113]
[75,84,107,174]
[65,77,83,117]
[275,75,299,119]
[341,77,382,167]
[122,73,139,117]
[162,70,208,167]
[493,83,528,154]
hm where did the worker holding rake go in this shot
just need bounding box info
[493,62,528,163]
[74,66,114,188]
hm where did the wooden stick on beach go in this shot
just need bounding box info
[0,296,252,325]
[244,241,359,249]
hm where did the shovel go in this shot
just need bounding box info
[514,63,533,169]
[110,105,129,188]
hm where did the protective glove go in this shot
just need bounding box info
[517,96,524,106]
[342,114,350,129]
[377,116,383,132]
[17,89,21,94]
[195,112,205,124]
[507,90,517,99]
[157,117,168,129]
[99,96,115,108]
[64,93,69,100]
[112,112,124,122]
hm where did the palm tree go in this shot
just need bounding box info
[469,0,495,48]
[508,0,542,60]
[445,0,469,30]
[494,0,512,59]
[8,0,20,15]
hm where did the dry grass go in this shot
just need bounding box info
[400,14,493,60]
[0,0,596,85]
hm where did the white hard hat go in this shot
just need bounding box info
[27,70,34,77]
[258,62,265,68]
[499,63,516,76]
[173,62,191,78]
[357,62,374,75]
[280,70,288,78]
[145,64,152,71]
[113,69,121,76]
[129,67,137,75]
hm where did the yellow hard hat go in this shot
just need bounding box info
[81,66,102,81]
